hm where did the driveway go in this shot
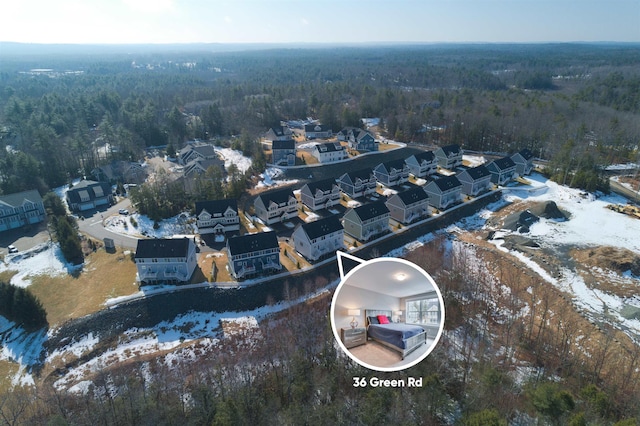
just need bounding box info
[76,198,140,250]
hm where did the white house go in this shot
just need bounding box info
[312,142,348,163]
[292,215,344,261]
[299,178,341,211]
[195,199,240,234]
[271,140,296,167]
[135,237,197,285]
[405,151,437,178]
[424,176,462,210]
[304,124,333,140]
[457,165,493,196]
[343,200,390,241]
[385,186,430,224]
[254,188,298,225]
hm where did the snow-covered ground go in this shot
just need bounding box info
[214,146,252,173]
[463,155,486,167]
[255,167,299,189]
[104,213,195,238]
[1,243,80,288]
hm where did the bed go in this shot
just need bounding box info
[365,309,427,359]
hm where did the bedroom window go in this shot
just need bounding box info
[406,297,441,326]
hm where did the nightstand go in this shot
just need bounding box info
[341,327,366,349]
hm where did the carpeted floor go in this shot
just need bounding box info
[348,339,435,369]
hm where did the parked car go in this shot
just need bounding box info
[119,209,129,215]
[7,245,18,254]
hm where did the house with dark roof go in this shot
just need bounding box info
[195,199,239,234]
[435,144,463,169]
[385,186,430,224]
[226,231,281,279]
[511,148,535,176]
[312,142,347,163]
[66,180,114,212]
[304,124,333,140]
[134,237,197,285]
[292,215,344,261]
[424,176,462,210]
[373,159,410,187]
[179,142,218,166]
[92,161,147,184]
[0,190,45,233]
[405,151,437,178]
[254,188,298,225]
[345,128,377,152]
[265,125,293,142]
[343,200,390,241]
[337,168,377,198]
[271,139,296,166]
[299,178,341,211]
[487,156,517,185]
[183,157,226,177]
[457,165,493,196]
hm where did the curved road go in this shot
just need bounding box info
[76,198,140,249]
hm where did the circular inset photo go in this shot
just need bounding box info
[330,257,444,372]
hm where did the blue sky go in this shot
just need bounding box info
[2,0,638,44]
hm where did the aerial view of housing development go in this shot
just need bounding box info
[0,0,639,423]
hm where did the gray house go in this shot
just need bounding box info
[0,190,45,233]
[511,148,535,176]
[227,231,281,279]
[292,215,344,261]
[373,159,410,187]
[337,168,377,199]
[385,186,430,224]
[135,238,197,285]
[424,176,462,210]
[304,124,333,140]
[405,151,437,178]
[66,180,114,212]
[265,125,293,142]
[457,165,493,196]
[254,188,298,225]
[347,128,377,152]
[343,200,390,241]
[435,144,463,169]
[299,178,341,211]
[272,140,296,166]
[487,156,517,185]
[179,142,217,166]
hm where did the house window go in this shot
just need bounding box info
[406,296,441,326]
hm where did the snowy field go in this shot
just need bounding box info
[104,212,195,238]
[255,167,299,189]
[214,146,252,173]
[1,243,80,288]
[463,154,486,167]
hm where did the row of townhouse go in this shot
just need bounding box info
[0,190,46,232]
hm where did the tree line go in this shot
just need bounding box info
[0,282,47,331]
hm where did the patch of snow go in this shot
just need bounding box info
[256,167,298,188]
[347,200,361,208]
[214,146,252,173]
[304,212,320,222]
[463,155,486,167]
[1,243,80,288]
[104,212,195,239]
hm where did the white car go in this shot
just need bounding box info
[119,209,129,215]
[7,245,18,254]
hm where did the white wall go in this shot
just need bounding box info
[334,284,400,330]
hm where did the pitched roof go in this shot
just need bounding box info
[395,186,429,205]
[300,215,342,240]
[462,165,491,180]
[515,148,534,161]
[342,168,374,183]
[304,178,337,194]
[432,175,462,191]
[315,142,344,152]
[269,126,291,137]
[272,140,295,150]
[352,200,390,221]
[66,180,112,203]
[135,238,192,259]
[257,187,295,206]
[438,144,462,156]
[195,199,237,216]
[0,190,42,208]
[379,159,407,172]
[191,144,216,157]
[490,156,516,171]
[227,231,279,256]
[411,151,436,163]
[304,124,331,132]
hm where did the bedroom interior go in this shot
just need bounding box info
[331,258,444,371]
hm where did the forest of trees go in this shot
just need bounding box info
[1,43,639,199]
[0,282,47,331]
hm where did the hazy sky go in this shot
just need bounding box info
[2,0,639,45]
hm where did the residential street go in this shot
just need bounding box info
[76,198,140,249]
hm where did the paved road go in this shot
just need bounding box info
[609,178,640,204]
[76,198,140,249]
